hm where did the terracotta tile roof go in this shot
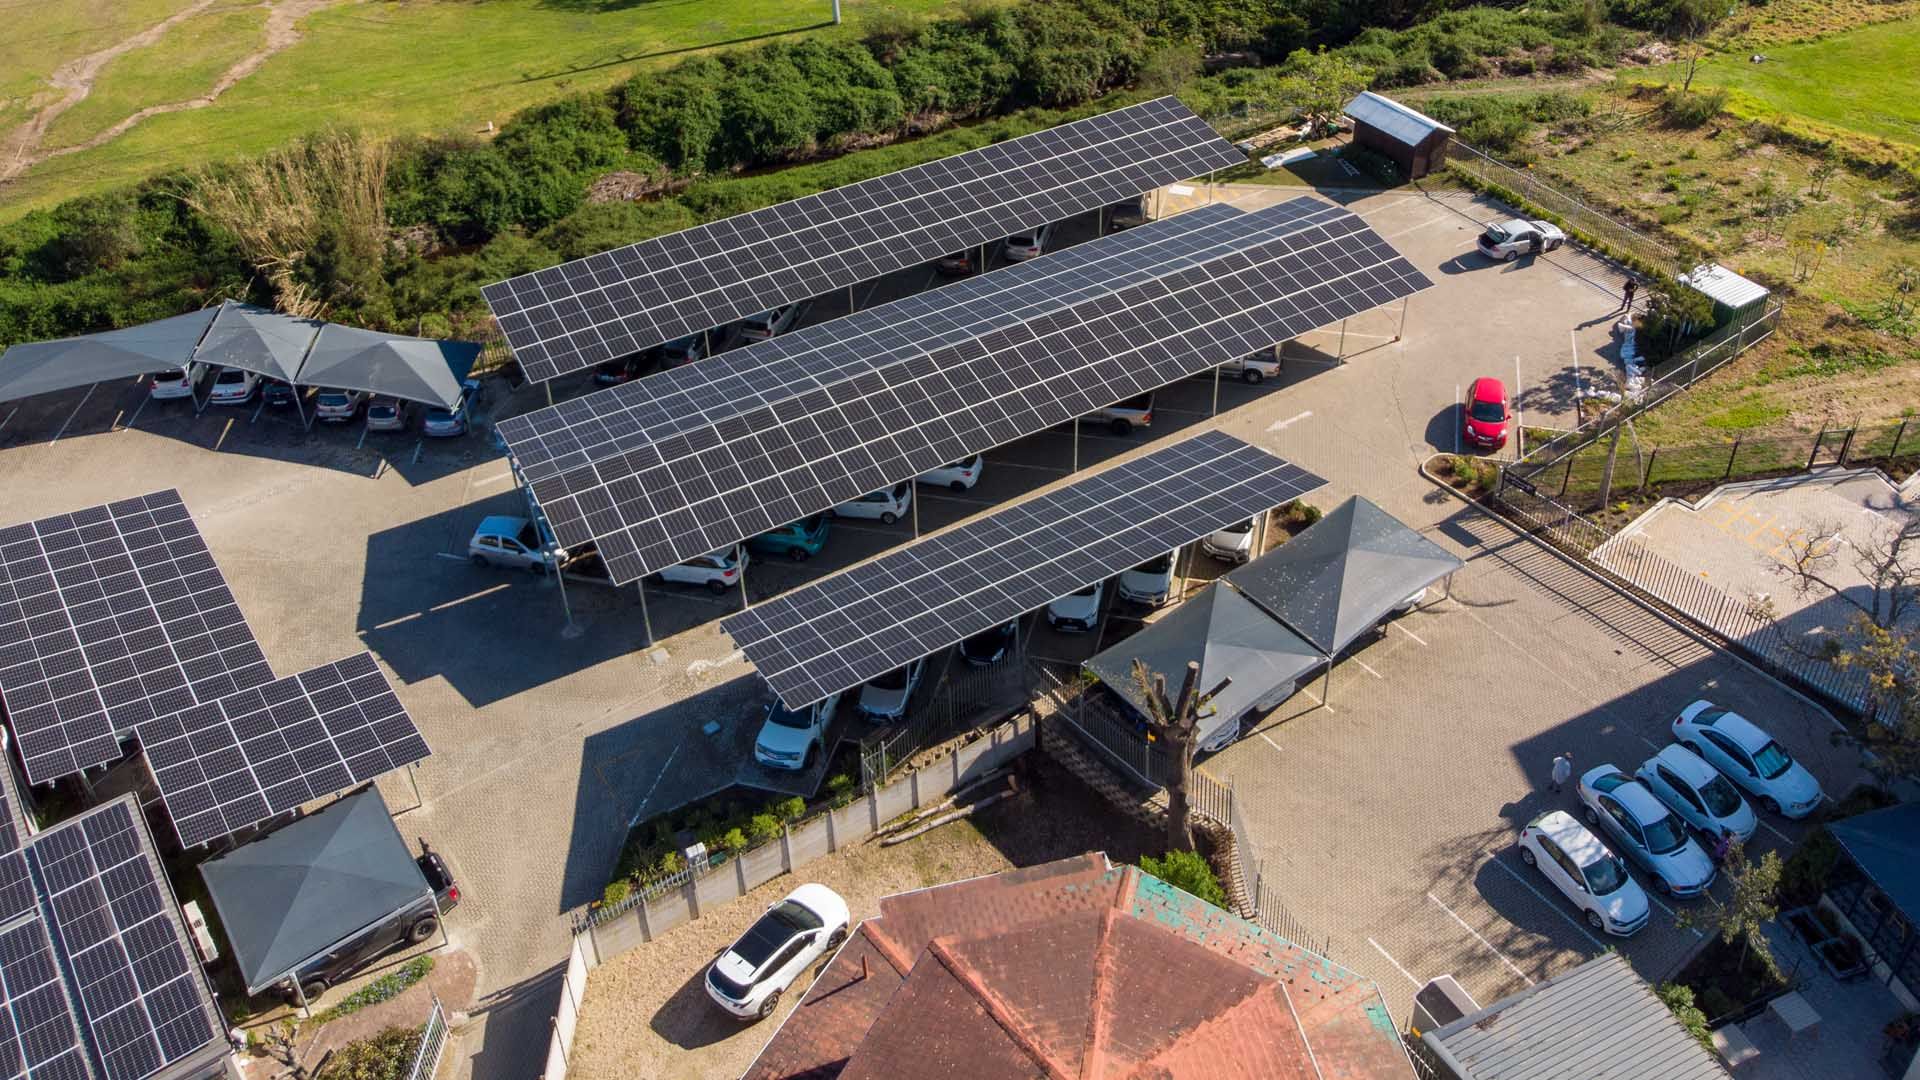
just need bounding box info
[743,854,1410,1080]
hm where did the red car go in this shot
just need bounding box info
[1464,377,1510,450]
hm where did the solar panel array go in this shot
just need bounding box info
[0,492,272,784]
[30,802,214,1080]
[0,917,91,1080]
[500,196,1430,583]
[482,96,1244,383]
[724,431,1325,708]
[0,790,33,927]
[137,652,430,848]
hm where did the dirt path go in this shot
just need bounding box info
[0,0,345,183]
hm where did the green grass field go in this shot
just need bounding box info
[0,0,200,135]
[1650,18,1920,149]
[1,0,963,220]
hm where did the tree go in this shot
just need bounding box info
[1129,659,1230,853]
[1668,0,1731,94]
[1808,149,1840,200]
[326,1026,423,1080]
[1676,841,1782,975]
[1272,49,1372,138]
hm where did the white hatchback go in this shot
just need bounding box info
[207,367,260,405]
[658,545,747,595]
[1002,222,1053,261]
[1046,580,1103,633]
[857,657,925,721]
[1118,551,1176,607]
[706,884,850,1020]
[1672,700,1824,818]
[834,481,912,525]
[917,454,983,491]
[148,365,204,400]
[1517,810,1649,937]
[1636,744,1756,844]
[740,302,808,342]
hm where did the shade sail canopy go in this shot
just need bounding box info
[1086,583,1324,749]
[1830,803,1920,921]
[295,324,479,409]
[195,300,323,384]
[200,787,430,994]
[1226,496,1463,655]
[0,306,219,403]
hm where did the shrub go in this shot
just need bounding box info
[324,1027,423,1080]
[826,773,856,809]
[748,813,783,846]
[772,796,807,822]
[656,850,685,876]
[1778,828,1839,907]
[1656,983,1714,1050]
[601,880,631,907]
[1663,88,1727,129]
[315,957,434,1023]
[1140,849,1227,909]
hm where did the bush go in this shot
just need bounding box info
[1663,88,1727,129]
[601,880,631,907]
[1140,849,1228,908]
[826,773,856,809]
[747,813,784,846]
[1778,828,1839,907]
[314,957,434,1023]
[1656,982,1714,1051]
[772,796,806,823]
[325,1027,423,1080]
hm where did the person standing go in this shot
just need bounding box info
[1621,278,1638,311]
[1550,751,1574,794]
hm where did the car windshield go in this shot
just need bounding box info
[1009,233,1036,245]
[1692,707,1727,726]
[732,901,821,969]
[1070,583,1098,598]
[427,408,456,422]
[800,514,827,532]
[1699,774,1743,817]
[1220,520,1252,535]
[766,703,813,729]
[1641,812,1687,855]
[1582,855,1629,895]
[516,523,540,549]
[872,666,910,691]
[370,403,396,416]
[1470,400,1506,422]
[892,482,910,498]
[1752,740,1794,780]
[1136,555,1172,574]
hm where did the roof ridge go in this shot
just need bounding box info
[929,936,1073,1080]
[1078,904,1124,1080]
[860,920,914,977]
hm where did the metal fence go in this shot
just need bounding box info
[1495,479,1873,714]
[1447,138,1682,275]
[405,993,449,1080]
[1531,418,1917,501]
[570,712,1037,965]
[859,655,1032,790]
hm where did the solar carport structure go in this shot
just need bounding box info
[499,196,1429,585]
[482,96,1246,383]
[725,432,1324,710]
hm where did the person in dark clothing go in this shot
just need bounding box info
[1621,278,1638,311]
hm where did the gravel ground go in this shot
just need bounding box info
[567,760,1159,1080]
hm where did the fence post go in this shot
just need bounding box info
[735,851,748,894]
[868,789,880,833]
[685,876,700,919]
[638,896,653,943]
[1558,451,1574,498]
[910,768,921,810]
[1892,419,1910,462]
[1640,448,1657,491]
[1725,438,1741,482]
[1807,424,1826,470]
[825,808,837,852]
[1838,427,1856,467]
[780,826,792,872]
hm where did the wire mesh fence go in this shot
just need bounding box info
[1446,138,1682,275]
[1523,418,1916,502]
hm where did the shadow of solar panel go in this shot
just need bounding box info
[0,492,273,785]
[483,97,1244,382]
[500,197,1427,585]
[723,431,1324,708]
[29,801,215,1080]
[135,652,429,848]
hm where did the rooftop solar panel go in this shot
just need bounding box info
[136,652,430,849]
[0,492,273,785]
[723,431,1325,708]
[482,96,1244,383]
[0,917,92,1080]
[0,787,34,927]
[499,196,1429,584]
[29,801,216,1080]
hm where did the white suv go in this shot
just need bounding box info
[740,303,808,343]
[1517,810,1649,937]
[1118,551,1176,606]
[1002,223,1053,261]
[834,481,912,525]
[917,455,983,491]
[1201,520,1255,564]
[1047,580,1103,633]
[659,545,747,595]
[706,884,850,1020]
[1090,393,1152,435]
[754,691,841,772]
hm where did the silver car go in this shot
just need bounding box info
[1636,744,1756,844]
[1577,765,1715,898]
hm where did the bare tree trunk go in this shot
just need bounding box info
[1164,662,1200,853]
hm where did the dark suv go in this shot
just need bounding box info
[287,853,460,1002]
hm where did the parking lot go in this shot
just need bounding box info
[0,180,1801,1079]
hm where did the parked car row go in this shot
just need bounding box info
[144,364,484,438]
[1518,699,1824,936]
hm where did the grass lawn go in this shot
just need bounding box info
[0,0,201,134]
[1643,17,1920,151]
[1,0,967,220]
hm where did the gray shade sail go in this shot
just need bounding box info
[195,300,323,384]
[1830,802,1920,921]
[0,306,219,403]
[1226,496,1463,656]
[295,324,480,409]
[200,787,429,994]
[1085,583,1324,749]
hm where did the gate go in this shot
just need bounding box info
[405,993,449,1080]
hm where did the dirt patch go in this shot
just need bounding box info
[234,948,477,1079]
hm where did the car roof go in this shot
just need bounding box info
[1605,779,1674,825]
[1469,377,1505,401]
[476,515,529,537]
[1531,810,1611,864]
[1702,709,1769,749]
[1649,743,1718,785]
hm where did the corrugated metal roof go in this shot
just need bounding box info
[1681,263,1770,311]
[1423,953,1727,1080]
[1344,92,1453,146]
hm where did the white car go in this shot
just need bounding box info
[740,303,808,343]
[660,334,706,367]
[1636,744,1757,844]
[753,691,841,772]
[1672,700,1824,818]
[1201,520,1255,564]
[1002,223,1053,261]
[705,883,850,1020]
[1576,765,1716,898]
[314,388,368,422]
[1221,351,1280,385]
[468,516,548,572]
[857,657,925,721]
[365,397,408,432]
[658,545,747,595]
[207,367,260,405]
[1476,218,1566,261]
[917,455,983,492]
[1090,393,1152,435]
[1517,811,1649,937]
[1118,551,1176,607]
[1107,196,1148,231]
[148,365,204,401]
[834,481,912,525]
[1047,580,1103,633]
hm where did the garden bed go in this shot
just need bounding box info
[1674,933,1792,1024]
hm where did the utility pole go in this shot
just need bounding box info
[1130,659,1229,853]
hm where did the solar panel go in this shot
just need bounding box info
[500,196,1429,584]
[0,917,91,1080]
[30,801,215,1080]
[0,785,34,926]
[136,652,430,849]
[483,96,1244,383]
[0,492,274,785]
[723,431,1325,708]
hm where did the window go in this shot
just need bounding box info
[1658,766,1706,814]
[1751,741,1794,780]
[1698,774,1743,818]
[478,537,500,550]
[1583,855,1629,896]
[1641,812,1687,856]
[1703,730,1749,768]
[766,936,811,976]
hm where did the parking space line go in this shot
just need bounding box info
[411,439,424,465]
[1367,937,1424,990]
[1427,891,1535,985]
[1453,384,1461,454]
[1391,621,1428,647]
[1760,819,1792,843]
[1351,656,1384,680]
[474,469,516,488]
[356,425,370,451]
[831,522,909,540]
[250,399,266,425]
[1483,853,1606,950]
[1258,732,1283,754]
[983,457,1070,475]
[49,385,97,444]
[1298,686,1334,714]
[120,397,146,431]
[920,491,1000,509]
[1266,410,1312,432]
[210,417,234,452]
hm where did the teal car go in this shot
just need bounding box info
[748,514,831,561]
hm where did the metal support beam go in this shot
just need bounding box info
[544,382,554,407]
[1211,364,1221,417]
[738,551,749,612]
[636,581,655,646]
[1395,296,1409,342]
[848,284,856,313]
[1337,318,1348,362]
[1072,417,1080,472]
[552,557,578,637]
[703,327,712,359]
[910,485,920,539]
